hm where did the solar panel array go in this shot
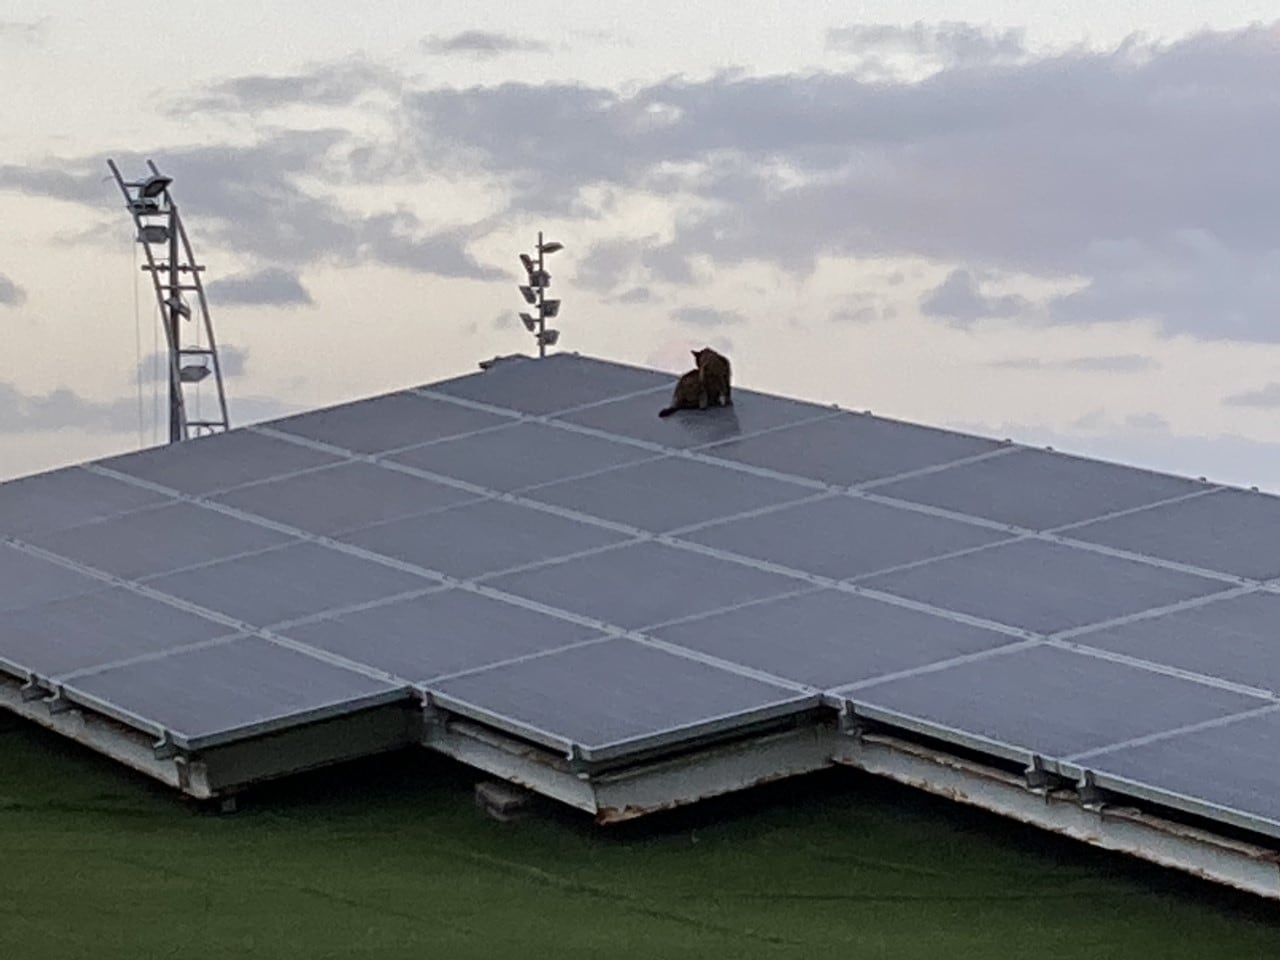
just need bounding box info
[3,353,1280,837]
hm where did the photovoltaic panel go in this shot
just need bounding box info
[281,588,604,683]
[1067,488,1280,581]
[338,497,633,581]
[387,421,655,493]
[1076,707,1280,833]
[267,391,512,455]
[847,643,1265,761]
[97,430,343,496]
[23,502,294,581]
[556,387,830,451]
[649,588,1018,689]
[860,538,1229,634]
[428,636,813,761]
[0,587,233,679]
[872,447,1205,532]
[0,465,167,538]
[0,542,105,617]
[683,495,1012,581]
[425,353,672,416]
[62,635,407,749]
[522,455,816,534]
[211,460,482,536]
[484,539,805,629]
[702,411,1004,487]
[1074,591,1280,694]
[145,540,430,628]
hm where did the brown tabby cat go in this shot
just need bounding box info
[658,367,707,417]
[694,347,732,407]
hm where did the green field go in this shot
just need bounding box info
[3,717,1278,959]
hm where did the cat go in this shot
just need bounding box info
[694,347,732,407]
[658,367,707,417]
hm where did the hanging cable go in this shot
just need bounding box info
[132,230,145,449]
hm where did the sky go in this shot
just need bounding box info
[4,2,1280,492]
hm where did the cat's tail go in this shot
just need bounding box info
[658,406,677,418]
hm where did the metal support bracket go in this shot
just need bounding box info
[837,701,865,738]
[19,677,48,703]
[567,743,590,779]
[153,730,179,761]
[1078,769,1106,808]
[45,687,74,715]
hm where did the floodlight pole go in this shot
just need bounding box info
[515,231,563,357]
[108,158,231,444]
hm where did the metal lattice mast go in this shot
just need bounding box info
[108,158,230,443]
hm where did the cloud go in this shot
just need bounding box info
[921,269,1030,325]
[672,306,745,327]
[0,18,48,44]
[0,136,503,281]
[0,272,26,306]
[612,286,652,303]
[826,21,1028,72]
[422,31,549,59]
[0,383,141,434]
[1224,382,1280,408]
[987,353,1157,372]
[172,58,400,113]
[206,267,313,306]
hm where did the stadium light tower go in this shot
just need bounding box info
[107,159,230,444]
[516,231,564,358]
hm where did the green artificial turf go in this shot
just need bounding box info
[2,717,1278,959]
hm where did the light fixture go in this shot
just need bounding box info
[166,296,192,319]
[528,270,550,289]
[538,328,560,346]
[179,364,211,383]
[539,240,563,254]
[518,285,537,304]
[541,299,560,318]
[519,253,535,273]
[138,225,169,244]
[139,174,173,199]
[519,312,538,332]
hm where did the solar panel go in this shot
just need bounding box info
[1067,487,1280,580]
[521,455,817,534]
[211,460,482,536]
[62,635,407,749]
[648,587,1017,689]
[847,642,1265,761]
[98,429,343,496]
[859,538,1230,634]
[683,494,1013,581]
[702,410,1004,486]
[0,587,233,679]
[872,446,1206,531]
[483,539,804,629]
[337,497,633,580]
[0,465,167,537]
[8,349,1280,863]
[280,587,604,684]
[428,636,814,761]
[387,421,655,493]
[23,502,293,581]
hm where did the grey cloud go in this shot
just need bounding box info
[0,18,48,44]
[206,267,313,306]
[0,383,140,434]
[0,272,26,306]
[988,353,1156,372]
[612,286,652,303]
[1224,383,1280,408]
[826,21,1028,67]
[3,137,501,280]
[422,31,549,59]
[394,24,1280,340]
[672,306,745,328]
[172,59,399,113]
[921,269,1029,325]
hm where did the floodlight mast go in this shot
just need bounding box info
[516,231,564,357]
[107,159,230,444]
